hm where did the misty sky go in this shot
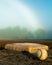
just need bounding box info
[0,0,52,30]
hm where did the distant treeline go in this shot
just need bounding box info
[0,26,52,40]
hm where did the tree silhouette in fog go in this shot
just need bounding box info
[0,26,52,40]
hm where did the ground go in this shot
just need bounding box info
[0,40,52,65]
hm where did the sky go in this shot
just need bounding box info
[0,0,52,31]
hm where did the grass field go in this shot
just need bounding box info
[0,40,52,65]
[0,40,52,48]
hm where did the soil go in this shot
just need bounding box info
[0,40,52,65]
